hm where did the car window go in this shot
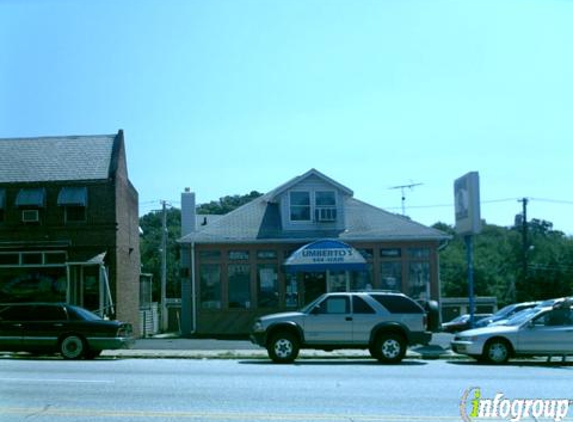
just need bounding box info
[34,305,67,321]
[371,295,423,314]
[315,297,349,314]
[352,296,375,314]
[0,305,34,321]
[67,305,102,321]
[533,308,573,327]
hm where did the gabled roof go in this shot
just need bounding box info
[0,132,121,183]
[179,187,449,244]
[268,168,353,200]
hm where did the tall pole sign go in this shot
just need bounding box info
[454,172,482,328]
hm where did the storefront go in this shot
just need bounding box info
[179,169,449,336]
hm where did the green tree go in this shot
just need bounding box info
[139,192,264,300]
[437,220,573,307]
[196,191,263,214]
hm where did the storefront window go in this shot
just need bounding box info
[381,248,401,258]
[228,250,249,261]
[381,262,402,291]
[285,273,298,308]
[290,192,311,221]
[408,262,430,300]
[200,264,221,309]
[408,248,430,258]
[328,271,347,292]
[199,250,221,261]
[256,250,277,260]
[228,264,251,309]
[350,266,372,291]
[257,264,278,308]
[0,267,67,303]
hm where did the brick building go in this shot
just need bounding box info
[0,130,140,333]
[179,169,449,336]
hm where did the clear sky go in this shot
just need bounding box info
[2,0,572,233]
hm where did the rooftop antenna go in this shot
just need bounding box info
[389,182,423,215]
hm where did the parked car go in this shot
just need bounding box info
[250,291,431,364]
[473,301,539,328]
[441,313,492,333]
[0,302,135,359]
[451,300,573,364]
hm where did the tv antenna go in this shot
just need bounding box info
[389,182,423,215]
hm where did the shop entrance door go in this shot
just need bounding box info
[302,272,326,306]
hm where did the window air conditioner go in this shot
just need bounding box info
[316,207,337,222]
[22,209,40,223]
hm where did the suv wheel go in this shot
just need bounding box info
[371,333,406,364]
[267,332,300,364]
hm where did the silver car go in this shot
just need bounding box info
[451,302,573,364]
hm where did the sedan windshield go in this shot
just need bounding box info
[504,308,538,326]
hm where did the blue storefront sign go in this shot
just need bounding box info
[284,240,367,273]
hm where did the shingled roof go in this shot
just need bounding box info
[0,132,120,183]
[179,192,448,244]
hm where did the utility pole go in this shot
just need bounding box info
[389,182,423,215]
[160,200,168,332]
[519,197,529,289]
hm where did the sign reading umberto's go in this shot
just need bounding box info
[284,240,367,272]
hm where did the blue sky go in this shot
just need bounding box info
[2,0,572,233]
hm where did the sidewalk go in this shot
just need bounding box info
[102,333,460,360]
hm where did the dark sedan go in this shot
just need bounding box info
[0,302,135,359]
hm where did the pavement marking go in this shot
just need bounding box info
[0,407,461,421]
[0,377,113,384]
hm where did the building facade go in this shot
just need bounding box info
[179,169,449,336]
[0,130,141,333]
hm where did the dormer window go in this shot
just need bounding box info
[289,190,337,223]
[290,192,311,221]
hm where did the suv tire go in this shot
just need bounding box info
[371,333,406,364]
[268,332,300,364]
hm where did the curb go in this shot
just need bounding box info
[101,347,463,361]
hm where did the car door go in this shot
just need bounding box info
[303,296,353,345]
[0,305,30,351]
[351,295,377,344]
[21,305,68,351]
[517,308,573,354]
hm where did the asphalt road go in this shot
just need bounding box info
[1,358,573,422]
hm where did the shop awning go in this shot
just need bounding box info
[57,187,88,206]
[284,240,367,273]
[15,188,46,207]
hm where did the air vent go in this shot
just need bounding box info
[316,207,337,222]
[22,209,40,223]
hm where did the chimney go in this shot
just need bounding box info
[181,188,196,236]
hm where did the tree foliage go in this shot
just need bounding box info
[196,191,264,215]
[139,192,263,299]
[436,220,573,306]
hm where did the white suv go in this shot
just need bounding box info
[250,292,431,363]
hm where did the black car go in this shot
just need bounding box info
[0,302,135,359]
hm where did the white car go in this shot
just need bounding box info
[451,302,573,364]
